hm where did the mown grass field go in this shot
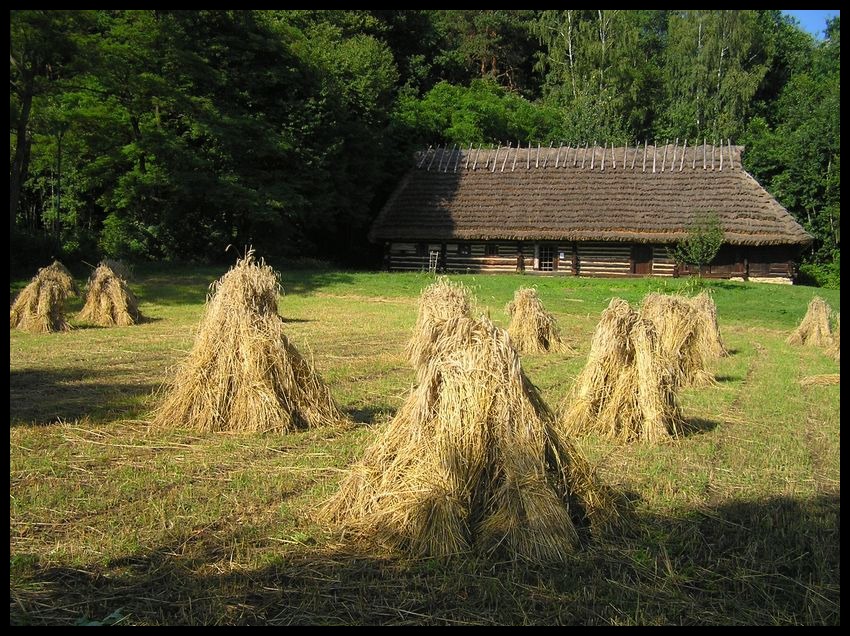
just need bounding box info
[9,267,840,625]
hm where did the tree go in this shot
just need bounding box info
[669,212,724,276]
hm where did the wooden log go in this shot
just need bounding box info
[631,142,637,169]
[671,137,678,171]
[660,139,668,173]
[601,142,606,171]
[652,141,657,173]
[436,145,447,171]
[511,141,519,171]
[463,143,472,170]
[590,141,596,170]
[581,142,588,169]
[417,144,432,169]
[703,138,707,170]
[728,139,733,169]
[679,139,687,172]
[711,141,716,171]
[611,141,616,169]
[719,139,723,171]
[536,143,541,168]
[554,143,562,168]
[692,140,697,169]
[491,143,501,172]
[642,140,647,172]
[527,141,531,170]
[472,144,482,170]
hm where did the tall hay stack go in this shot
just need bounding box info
[406,277,472,372]
[9,260,78,333]
[560,298,682,443]
[154,253,347,433]
[690,291,727,359]
[78,262,143,327]
[786,296,833,347]
[505,287,573,354]
[640,293,714,387]
[324,311,611,564]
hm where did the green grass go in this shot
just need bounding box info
[10,268,840,625]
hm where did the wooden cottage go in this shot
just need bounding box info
[370,142,812,282]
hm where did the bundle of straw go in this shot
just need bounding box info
[560,298,682,443]
[9,260,77,333]
[786,296,833,347]
[406,277,472,373]
[505,287,573,354]
[78,262,143,327]
[154,252,347,433]
[690,291,727,358]
[324,314,612,564]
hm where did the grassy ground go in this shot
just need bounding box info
[9,267,840,625]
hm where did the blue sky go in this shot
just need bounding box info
[781,10,840,39]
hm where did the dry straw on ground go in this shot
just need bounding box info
[324,313,613,564]
[799,374,840,387]
[77,262,143,327]
[787,296,833,348]
[154,252,347,433]
[9,260,78,333]
[640,293,715,387]
[505,287,573,354]
[560,298,682,443]
[406,277,472,373]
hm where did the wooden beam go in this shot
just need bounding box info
[711,141,716,171]
[491,143,501,172]
[417,144,432,169]
[631,142,637,170]
[554,143,562,168]
[581,142,588,169]
[692,139,697,169]
[590,141,596,170]
[511,141,519,171]
[642,140,647,172]
[622,144,627,169]
[679,139,686,172]
[671,137,678,171]
[652,141,657,173]
[527,142,531,170]
[601,142,606,171]
[611,142,617,169]
[703,138,707,170]
[427,145,439,171]
[436,145,447,171]
[536,143,541,168]
[719,139,723,171]
[472,144,482,170]
[660,139,668,173]
[500,141,511,171]
[542,141,553,168]
[728,139,733,169]
[463,143,472,170]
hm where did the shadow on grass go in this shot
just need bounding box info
[346,405,398,426]
[9,492,839,625]
[679,417,721,436]
[713,374,742,383]
[131,265,359,307]
[9,367,156,426]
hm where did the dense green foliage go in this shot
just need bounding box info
[10,10,839,278]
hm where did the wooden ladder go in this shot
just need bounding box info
[428,250,440,274]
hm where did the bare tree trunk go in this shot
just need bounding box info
[10,80,34,233]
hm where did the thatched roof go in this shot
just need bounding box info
[370,143,812,246]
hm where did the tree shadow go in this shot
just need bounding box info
[9,492,839,625]
[10,367,157,426]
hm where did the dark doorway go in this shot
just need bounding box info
[633,244,652,275]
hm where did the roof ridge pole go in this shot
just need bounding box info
[417,144,432,169]
[491,143,501,172]
[527,141,531,170]
[703,137,707,170]
[511,141,519,171]
[472,144,482,170]
[463,143,472,170]
[679,139,687,172]
[660,139,668,173]
[590,141,596,170]
[630,142,637,170]
[554,143,562,168]
[501,141,511,172]
[671,138,678,171]
[535,142,541,168]
[642,140,647,172]
[542,141,553,168]
[427,145,439,171]
[601,142,606,171]
[728,139,733,169]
